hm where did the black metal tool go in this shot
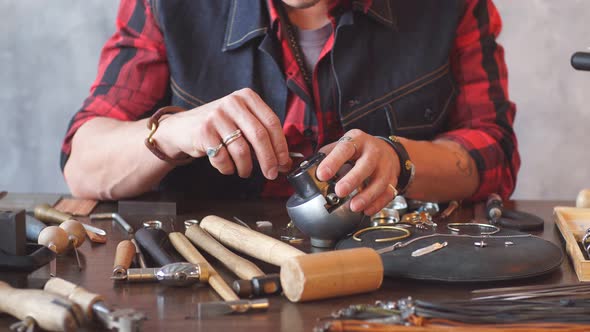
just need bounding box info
[25,214,47,242]
[485,193,544,231]
[134,225,184,267]
[572,52,590,71]
[0,209,26,256]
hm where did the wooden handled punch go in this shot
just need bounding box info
[185,223,265,280]
[0,281,84,332]
[169,232,239,301]
[112,240,136,280]
[200,215,305,266]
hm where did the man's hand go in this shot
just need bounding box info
[316,129,400,216]
[156,88,292,179]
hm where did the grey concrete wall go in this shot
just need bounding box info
[1,1,588,200]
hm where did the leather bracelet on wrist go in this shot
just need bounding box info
[377,135,415,195]
[145,106,193,166]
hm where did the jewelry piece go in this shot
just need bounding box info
[376,233,533,255]
[474,241,487,248]
[388,184,398,197]
[411,241,448,257]
[582,228,590,257]
[338,135,359,159]
[143,220,162,229]
[352,226,411,243]
[206,143,224,158]
[370,207,400,226]
[184,219,200,229]
[447,222,500,235]
[222,129,242,146]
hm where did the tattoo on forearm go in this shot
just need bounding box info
[454,151,473,177]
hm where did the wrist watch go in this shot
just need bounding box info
[377,135,415,195]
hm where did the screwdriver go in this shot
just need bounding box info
[0,280,84,332]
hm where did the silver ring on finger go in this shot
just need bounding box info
[223,129,243,146]
[206,143,224,158]
[338,135,359,159]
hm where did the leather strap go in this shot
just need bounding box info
[145,106,193,166]
[377,136,415,194]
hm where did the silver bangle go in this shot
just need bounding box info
[447,222,500,235]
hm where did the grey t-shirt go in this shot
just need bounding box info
[295,23,333,75]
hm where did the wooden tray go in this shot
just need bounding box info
[554,206,590,281]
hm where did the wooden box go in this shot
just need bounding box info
[554,206,590,281]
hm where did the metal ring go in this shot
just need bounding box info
[338,136,359,159]
[206,143,224,158]
[352,225,411,243]
[143,220,162,229]
[184,219,200,229]
[447,222,500,235]
[222,129,242,146]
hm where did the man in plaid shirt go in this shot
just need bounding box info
[62,0,519,216]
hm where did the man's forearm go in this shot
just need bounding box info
[64,117,175,200]
[401,138,479,202]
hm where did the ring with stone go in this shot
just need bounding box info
[206,143,224,158]
[223,129,243,146]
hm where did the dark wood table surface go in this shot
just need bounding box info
[0,195,579,331]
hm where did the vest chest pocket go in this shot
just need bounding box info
[342,66,456,141]
[385,72,456,140]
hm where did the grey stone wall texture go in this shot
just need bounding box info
[1,1,589,200]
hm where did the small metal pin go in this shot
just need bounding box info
[474,241,487,248]
[72,247,83,271]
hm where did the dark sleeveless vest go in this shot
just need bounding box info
[149,0,463,198]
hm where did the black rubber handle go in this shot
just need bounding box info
[571,52,590,71]
[134,227,183,267]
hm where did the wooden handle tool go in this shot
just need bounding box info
[34,203,72,224]
[200,215,305,266]
[60,220,86,270]
[34,203,107,243]
[280,247,383,302]
[38,226,70,254]
[113,240,136,280]
[185,223,265,280]
[0,281,83,332]
[44,277,102,320]
[169,232,239,301]
[44,277,146,330]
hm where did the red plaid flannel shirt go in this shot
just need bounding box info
[62,0,519,201]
